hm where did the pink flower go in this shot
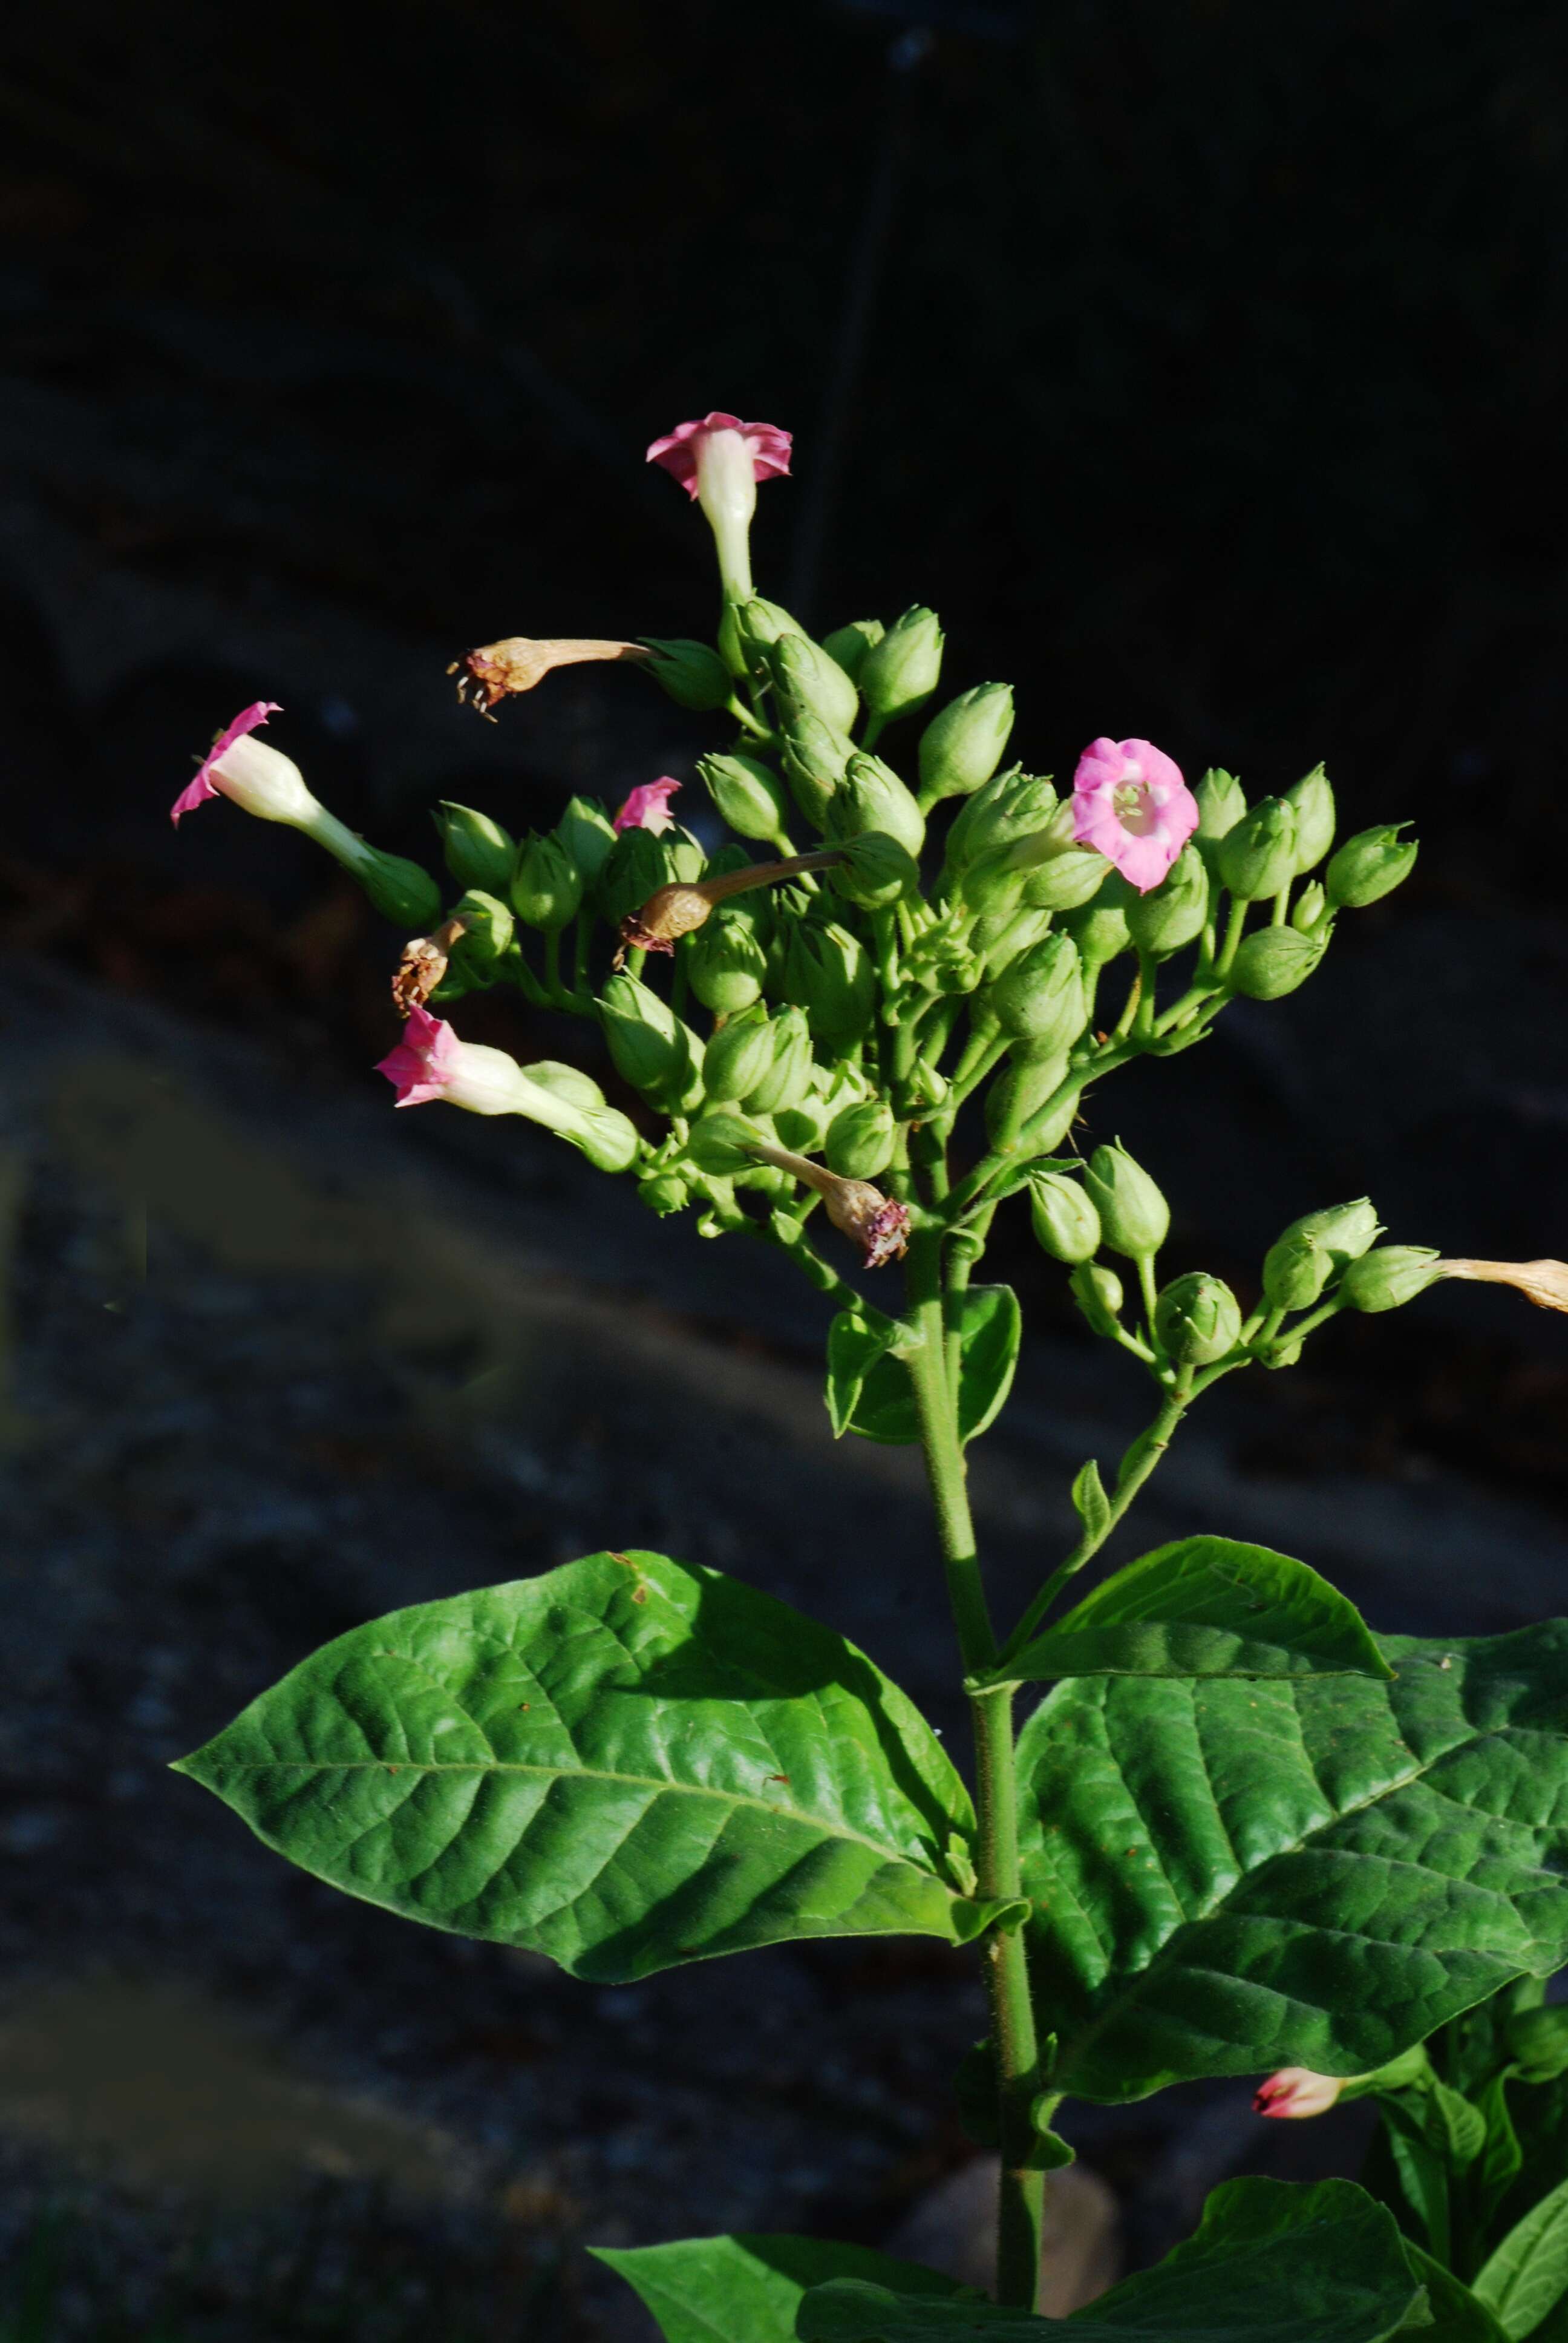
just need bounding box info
[645,414,792,499]
[171,701,284,824]
[375,1005,534,1115]
[1071,737,1198,894]
[1253,2069,1344,2120]
[614,778,682,834]
[376,1003,465,1107]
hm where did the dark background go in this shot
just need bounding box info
[2,2,1567,2336]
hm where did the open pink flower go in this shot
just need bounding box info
[171,701,284,824]
[645,414,792,499]
[1253,2069,1344,2120]
[1072,737,1198,894]
[614,778,682,834]
[376,1003,465,1106]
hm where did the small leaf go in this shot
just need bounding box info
[593,2234,962,2343]
[840,1286,1020,1446]
[1425,2079,1488,2169]
[996,1536,1393,1683]
[826,1309,899,1438]
[1379,2096,1452,2262]
[1071,1460,1111,1543]
[1475,2175,1568,2338]
[1475,2071,1525,2232]
[176,1552,991,1981]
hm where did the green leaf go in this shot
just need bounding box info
[1401,2246,1511,2343]
[1379,2096,1453,2262]
[1071,1460,1111,1544]
[838,1286,1021,1446]
[826,1309,900,1438]
[175,1551,999,1981]
[1475,2071,1525,2232]
[592,2233,961,2343]
[995,1536,1393,1684]
[1425,2079,1488,2169]
[1017,1625,1568,2102]
[1475,2175,1568,2338]
[799,2176,1423,2339]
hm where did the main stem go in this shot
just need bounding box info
[904,1230,1044,2310]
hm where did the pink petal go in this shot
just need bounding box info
[613,777,682,834]
[1070,733,1197,893]
[645,413,792,499]
[171,700,283,826]
[375,1003,462,1107]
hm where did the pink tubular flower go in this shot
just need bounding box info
[645,413,792,499]
[376,1004,536,1116]
[171,701,286,825]
[614,778,682,834]
[1253,2069,1344,2120]
[1071,737,1198,894]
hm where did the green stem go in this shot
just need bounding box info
[1214,897,1248,978]
[742,1211,864,1312]
[573,908,592,996]
[544,927,563,1004]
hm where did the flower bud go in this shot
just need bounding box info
[826,1097,897,1179]
[973,902,1053,980]
[522,1061,641,1173]
[1029,1171,1101,1265]
[1070,1262,1125,1337]
[509,831,584,931]
[1125,844,1208,958]
[1261,1198,1383,1311]
[1061,886,1133,975]
[1155,1272,1243,1365]
[448,888,514,975]
[1286,763,1336,873]
[703,1004,776,1099]
[1227,928,1323,1000]
[821,618,884,682]
[1082,1141,1169,1260]
[1291,880,1327,933]
[638,1170,690,1216]
[699,752,791,845]
[985,1046,1069,1149]
[435,801,516,894]
[1194,768,1247,867]
[987,933,1088,1049]
[724,594,803,660]
[687,1109,772,1176]
[596,825,704,928]
[945,769,1057,878]
[918,683,1016,804]
[829,752,926,858]
[1326,824,1418,909]
[861,605,944,725]
[768,631,861,738]
[782,921,876,1047]
[780,709,853,831]
[1018,844,1111,913]
[1339,1245,1441,1313]
[832,830,920,909]
[598,972,702,1112]
[639,636,733,712]
[351,845,445,931]
[1253,2070,1344,2122]
[687,915,768,1014]
[1218,798,1298,900]
[557,795,617,884]
[745,1005,815,1113]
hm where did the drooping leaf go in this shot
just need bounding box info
[1475,2175,1568,2338]
[799,2176,1423,2340]
[592,2233,962,2343]
[1017,1625,1568,2102]
[1071,1460,1111,1544]
[993,1536,1393,1684]
[175,1551,1001,1981]
[837,1286,1021,1446]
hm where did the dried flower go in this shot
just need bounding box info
[392,916,469,1014]
[613,779,683,834]
[1072,738,1198,894]
[1438,1258,1568,1312]
[616,849,843,960]
[449,637,650,718]
[1253,2069,1344,2120]
[745,1142,910,1269]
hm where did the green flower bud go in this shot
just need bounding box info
[829,751,926,858]
[509,831,584,931]
[1228,927,1323,1000]
[861,605,944,725]
[744,1005,815,1113]
[985,1046,1069,1149]
[944,768,1057,878]
[1263,1198,1382,1312]
[1286,762,1336,873]
[1338,1245,1440,1314]
[1029,1170,1101,1265]
[687,914,769,1014]
[352,845,444,931]
[434,802,515,894]
[973,902,1053,980]
[686,1109,770,1176]
[449,888,514,974]
[1082,1141,1169,1261]
[909,1057,949,1112]
[768,631,861,738]
[595,825,704,927]
[1155,1272,1243,1366]
[1125,844,1208,957]
[1292,880,1327,933]
[1061,885,1133,974]
[638,1170,690,1216]
[1070,1261,1125,1337]
[698,752,791,845]
[702,842,775,943]
[821,618,884,682]
[779,709,853,831]
[1018,844,1111,913]
[918,683,1015,804]
[720,594,803,675]
[1016,1070,1082,1155]
[1326,824,1418,909]
[557,795,617,885]
[831,830,921,909]
[1194,768,1247,868]
[987,932,1088,1049]
[703,1003,777,1099]
[598,972,701,1112]
[522,1061,639,1173]
[826,1097,896,1179]
[782,921,876,1046]
[639,636,733,712]
[1218,797,1298,900]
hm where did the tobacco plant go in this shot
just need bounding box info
[170,411,1568,2339]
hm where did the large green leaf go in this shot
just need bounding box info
[175,1551,999,1980]
[1475,2175,1568,2338]
[592,2234,961,2343]
[1401,2246,1511,2343]
[1017,1625,1568,2101]
[992,1536,1393,1684]
[828,1288,1021,1446]
[799,2177,1423,2340]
